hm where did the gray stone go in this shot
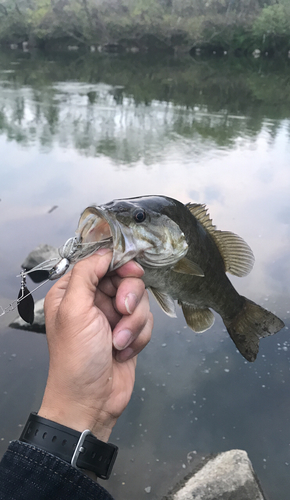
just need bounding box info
[9,298,46,334]
[21,244,59,283]
[10,244,60,332]
[21,244,59,270]
[252,49,261,58]
[164,450,265,500]
[10,245,59,333]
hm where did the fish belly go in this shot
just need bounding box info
[142,264,244,318]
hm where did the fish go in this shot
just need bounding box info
[75,195,285,362]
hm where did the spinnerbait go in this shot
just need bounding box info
[0,235,110,324]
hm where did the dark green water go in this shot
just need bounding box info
[0,49,290,499]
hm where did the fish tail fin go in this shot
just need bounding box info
[224,297,285,362]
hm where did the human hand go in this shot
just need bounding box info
[38,249,153,442]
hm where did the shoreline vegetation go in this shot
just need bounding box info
[0,0,290,57]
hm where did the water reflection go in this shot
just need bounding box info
[0,51,290,164]
[0,50,290,500]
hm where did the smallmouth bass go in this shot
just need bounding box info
[76,195,285,362]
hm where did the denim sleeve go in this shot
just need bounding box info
[0,440,115,500]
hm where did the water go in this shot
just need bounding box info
[0,49,290,499]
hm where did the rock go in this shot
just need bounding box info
[21,244,59,269]
[9,298,46,334]
[102,43,124,53]
[21,244,59,283]
[8,244,59,331]
[9,244,62,332]
[252,49,261,58]
[126,46,140,53]
[163,450,265,500]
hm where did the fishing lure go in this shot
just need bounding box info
[17,271,35,324]
[0,235,112,324]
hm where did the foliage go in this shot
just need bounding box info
[252,3,290,51]
[0,0,289,53]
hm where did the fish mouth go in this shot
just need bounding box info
[75,206,124,269]
[77,206,113,242]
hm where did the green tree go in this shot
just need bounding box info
[252,3,290,51]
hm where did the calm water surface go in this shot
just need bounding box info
[0,50,290,499]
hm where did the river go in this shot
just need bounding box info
[0,48,289,499]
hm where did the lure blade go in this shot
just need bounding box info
[17,286,34,324]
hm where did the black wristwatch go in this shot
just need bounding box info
[19,413,118,479]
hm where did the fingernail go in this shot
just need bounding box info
[113,329,133,350]
[125,293,138,314]
[134,261,144,273]
[116,347,134,362]
[95,248,112,256]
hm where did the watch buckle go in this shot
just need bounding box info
[71,429,92,468]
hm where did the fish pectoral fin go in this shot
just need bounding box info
[179,302,215,332]
[148,287,177,318]
[173,258,204,277]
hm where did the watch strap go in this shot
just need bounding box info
[19,413,118,479]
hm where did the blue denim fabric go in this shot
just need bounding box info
[0,440,115,500]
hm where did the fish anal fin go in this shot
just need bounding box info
[224,297,285,362]
[173,258,204,277]
[179,302,215,332]
[148,287,176,318]
[186,203,254,277]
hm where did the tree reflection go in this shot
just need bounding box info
[0,50,290,163]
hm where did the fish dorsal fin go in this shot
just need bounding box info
[148,287,177,318]
[173,257,204,277]
[212,230,254,277]
[186,203,254,277]
[186,203,215,232]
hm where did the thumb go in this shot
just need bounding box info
[62,250,113,312]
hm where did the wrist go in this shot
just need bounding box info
[39,397,116,442]
[19,413,118,479]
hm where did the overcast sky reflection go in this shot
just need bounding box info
[0,59,290,500]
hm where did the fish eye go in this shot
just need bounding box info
[134,209,146,223]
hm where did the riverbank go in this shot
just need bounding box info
[1,0,290,57]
